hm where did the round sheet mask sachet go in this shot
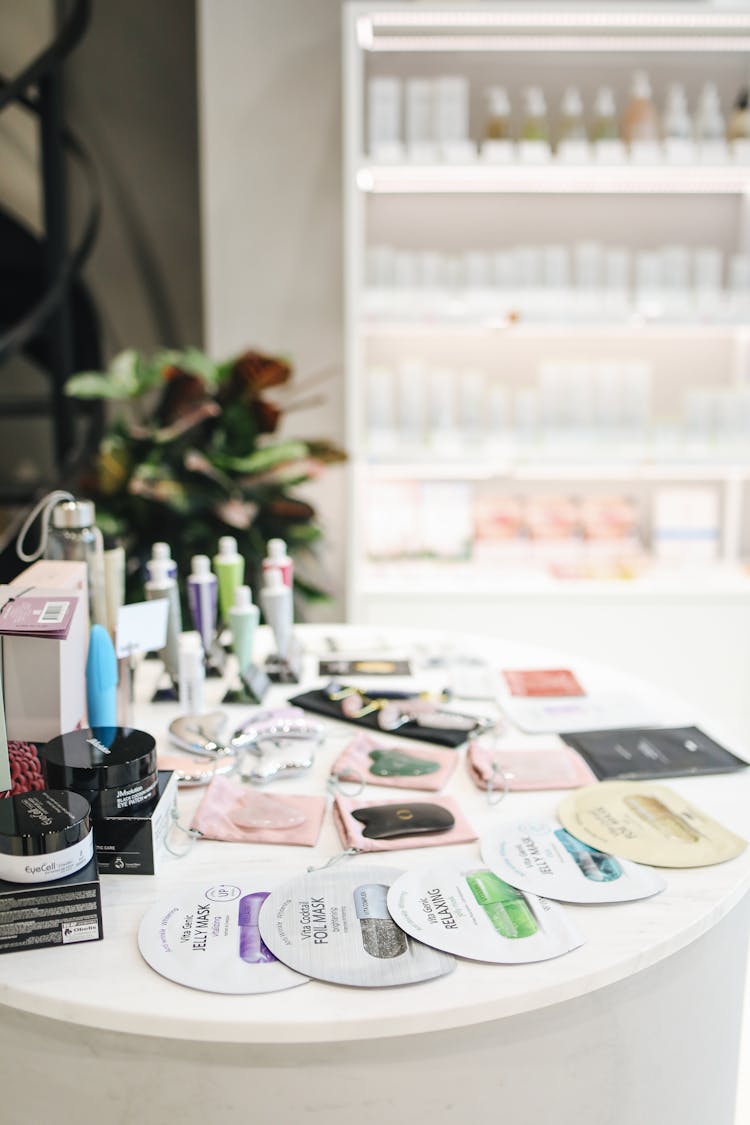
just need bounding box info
[480,818,666,904]
[0,789,93,883]
[557,781,747,868]
[258,864,455,987]
[137,874,308,994]
[386,861,584,964]
[40,727,158,816]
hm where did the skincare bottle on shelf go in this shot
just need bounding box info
[728,88,750,142]
[434,76,472,161]
[368,76,403,162]
[519,87,550,163]
[662,83,695,163]
[485,86,511,139]
[520,86,549,141]
[695,83,727,161]
[623,71,659,155]
[591,87,619,142]
[558,86,587,142]
[405,78,436,162]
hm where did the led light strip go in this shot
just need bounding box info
[357,164,750,195]
[364,34,750,53]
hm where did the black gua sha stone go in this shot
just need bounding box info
[352,802,455,840]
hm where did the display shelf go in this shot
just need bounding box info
[363,458,750,482]
[358,162,750,194]
[344,1,750,623]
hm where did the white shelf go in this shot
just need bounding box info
[364,459,750,482]
[361,319,749,340]
[358,162,750,195]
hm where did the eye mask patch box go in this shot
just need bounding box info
[1,561,88,743]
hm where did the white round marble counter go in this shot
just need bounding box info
[1,626,748,1045]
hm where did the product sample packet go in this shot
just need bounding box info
[502,669,585,698]
[561,725,748,781]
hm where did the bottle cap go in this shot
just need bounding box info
[699,81,720,109]
[179,630,204,653]
[264,568,285,592]
[218,536,238,557]
[631,71,652,100]
[665,83,687,110]
[52,499,96,529]
[486,86,510,116]
[233,585,253,610]
[191,554,211,577]
[562,86,583,116]
[267,538,288,560]
[148,558,173,585]
[152,542,171,560]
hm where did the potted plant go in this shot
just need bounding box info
[65,346,345,605]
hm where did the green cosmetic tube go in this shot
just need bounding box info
[213,536,245,625]
[465,870,538,939]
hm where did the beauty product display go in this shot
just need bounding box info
[213,536,245,625]
[145,557,182,684]
[480,818,665,904]
[258,865,455,987]
[102,544,125,641]
[558,781,747,868]
[91,771,177,875]
[0,789,93,884]
[365,243,748,324]
[178,631,206,714]
[187,554,218,656]
[46,498,107,628]
[40,726,158,818]
[333,794,476,853]
[260,567,293,663]
[191,775,326,846]
[367,74,748,163]
[228,585,259,677]
[561,726,748,782]
[145,541,178,583]
[0,853,102,953]
[387,861,584,963]
[332,732,457,792]
[466,742,596,792]
[86,625,118,728]
[138,874,309,994]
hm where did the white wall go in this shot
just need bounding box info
[198,0,347,620]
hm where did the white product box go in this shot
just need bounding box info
[2,560,88,742]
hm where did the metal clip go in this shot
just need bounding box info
[327,768,365,799]
[487,758,510,808]
[307,847,362,873]
[164,806,203,857]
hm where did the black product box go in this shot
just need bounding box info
[93,770,177,875]
[0,854,102,954]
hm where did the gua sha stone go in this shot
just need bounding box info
[368,749,440,778]
[168,712,233,758]
[352,802,455,840]
[230,793,307,830]
[241,739,316,785]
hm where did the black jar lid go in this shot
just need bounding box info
[40,726,157,790]
[0,790,91,857]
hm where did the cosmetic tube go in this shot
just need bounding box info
[145,558,182,682]
[260,567,293,661]
[262,538,293,587]
[103,545,125,641]
[86,624,118,728]
[213,535,245,624]
[145,541,177,583]
[187,554,218,654]
[178,631,205,714]
[229,585,259,679]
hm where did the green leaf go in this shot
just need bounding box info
[212,440,309,473]
[65,372,133,400]
[154,347,220,387]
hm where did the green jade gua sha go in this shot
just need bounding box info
[368,748,440,778]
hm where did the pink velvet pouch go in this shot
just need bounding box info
[331,732,457,793]
[467,741,596,792]
[333,793,477,853]
[191,774,326,846]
